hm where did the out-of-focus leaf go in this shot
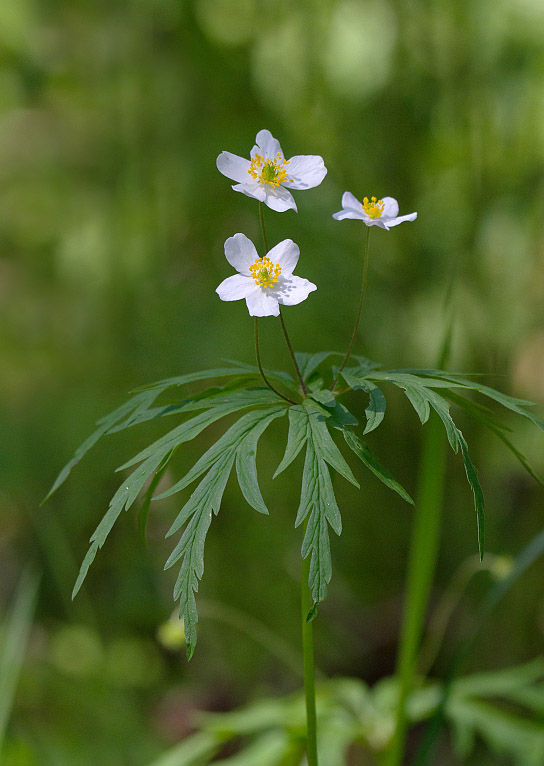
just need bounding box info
[212,730,290,765]
[145,731,222,766]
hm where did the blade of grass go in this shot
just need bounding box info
[385,305,454,766]
[384,410,447,766]
[413,527,544,765]
[0,568,40,756]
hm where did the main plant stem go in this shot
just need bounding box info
[331,226,371,391]
[258,201,307,397]
[301,531,318,766]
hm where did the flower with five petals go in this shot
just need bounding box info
[217,129,327,213]
[216,233,317,317]
[333,193,417,230]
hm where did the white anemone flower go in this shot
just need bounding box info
[333,193,417,230]
[216,129,327,213]
[216,233,317,317]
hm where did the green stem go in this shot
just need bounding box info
[254,318,296,405]
[385,411,446,766]
[259,201,269,252]
[279,307,307,397]
[331,226,371,391]
[258,201,307,397]
[301,531,319,766]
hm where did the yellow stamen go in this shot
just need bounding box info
[362,196,384,219]
[249,256,282,288]
[248,152,292,187]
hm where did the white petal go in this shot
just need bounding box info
[216,274,254,301]
[285,155,327,190]
[224,233,259,275]
[275,275,317,306]
[332,208,365,221]
[332,191,364,220]
[232,182,266,203]
[386,212,418,227]
[342,191,363,210]
[245,286,280,317]
[216,152,251,183]
[253,129,282,159]
[381,197,399,219]
[263,185,297,212]
[267,239,299,275]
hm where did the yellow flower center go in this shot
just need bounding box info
[249,153,291,188]
[249,256,281,288]
[362,196,384,219]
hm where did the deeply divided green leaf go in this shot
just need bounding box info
[304,401,359,488]
[44,390,158,502]
[235,410,286,515]
[274,406,308,478]
[342,429,414,505]
[162,407,286,658]
[341,372,386,434]
[159,407,286,510]
[294,415,349,607]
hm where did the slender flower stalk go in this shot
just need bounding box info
[330,227,371,391]
[259,201,269,252]
[254,318,296,405]
[280,308,307,396]
[259,202,307,396]
[301,522,319,766]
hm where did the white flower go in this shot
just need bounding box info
[333,193,417,230]
[216,129,327,213]
[216,233,317,317]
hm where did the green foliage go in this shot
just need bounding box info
[144,661,544,766]
[47,351,543,659]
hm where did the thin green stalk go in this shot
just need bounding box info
[254,317,296,405]
[259,201,269,252]
[279,307,307,396]
[331,226,371,391]
[258,201,307,396]
[385,411,447,766]
[301,532,319,766]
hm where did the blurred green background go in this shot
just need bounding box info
[1,0,544,763]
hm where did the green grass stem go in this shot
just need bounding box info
[301,534,319,766]
[385,411,447,766]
